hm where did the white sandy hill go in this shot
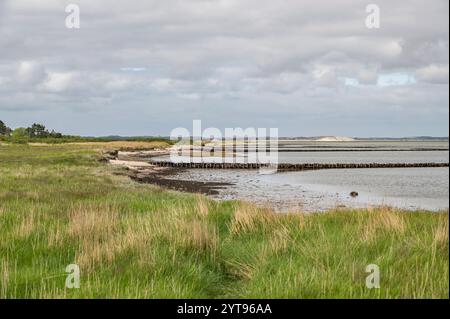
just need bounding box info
[315,136,355,142]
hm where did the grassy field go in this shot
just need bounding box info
[0,143,448,298]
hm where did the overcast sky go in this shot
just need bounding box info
[0,0,448,137]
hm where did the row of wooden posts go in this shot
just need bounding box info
[150,161,449,171]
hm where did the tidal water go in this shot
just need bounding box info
[151,141,449,212]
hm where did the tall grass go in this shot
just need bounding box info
[0,144,448,298]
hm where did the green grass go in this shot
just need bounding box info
[0,143,448,298]
[0,135,173,145]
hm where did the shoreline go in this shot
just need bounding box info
[107,150,234,195]
[105,149,449,212]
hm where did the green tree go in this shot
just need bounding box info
[11,127,29,143]
[12,128,28,138]
[0,120,11,136]
[49,130,63,138]
[27,123,49,138]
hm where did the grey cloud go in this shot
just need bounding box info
[0,0,448,136]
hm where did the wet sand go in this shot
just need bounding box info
[104,145,449,212]
[106,150,233,195]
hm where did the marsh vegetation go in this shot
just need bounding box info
[0,143,448,298]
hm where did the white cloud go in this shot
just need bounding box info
[16,61,46,84]
[42,72,75,93]
[177,93,201,100]
[416,64,449,84]
[120,67,147,72]
[312,66,338,87]
[104,77,132,90]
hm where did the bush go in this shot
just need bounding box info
[10,128,30,144]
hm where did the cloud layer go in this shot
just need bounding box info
[0,0,448,136]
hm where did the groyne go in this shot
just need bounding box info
[150,161,449,171]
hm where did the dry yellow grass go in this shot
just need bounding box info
[12,209,38,240]
[47,220,65,248]
[67,141,170,151]
[230,202,278,235]
[225,258,258,280]
[282,211,307,230]
[175,219,219,254]
[66,200,220,271]
[361,207,406,242]
[68,203,119,240]
[69,204,120,270]
[0,258,9,299]
[268,225,292,254]
[195,194,210,218]
[145,204,219,255]
[434,215,449,247]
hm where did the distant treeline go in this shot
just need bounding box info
[0,120,171,144]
